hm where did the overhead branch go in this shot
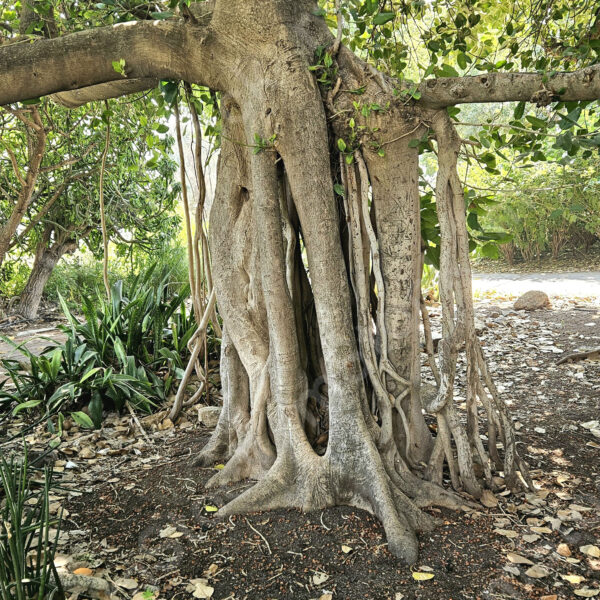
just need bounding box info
[418,64,600,108]
[51,78,158,108]
[0,18,218,106]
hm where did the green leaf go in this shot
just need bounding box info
[12,399,42,415]
[88,394,103,429]
[112,58,126,76]
[514,101,525,120]
[333,183,345,197]
[438,63,459,78]
[373,12,395,25]
[80,367,102,384]
[337,138,347,152]
[71,411,95,429]
[150,11,174,19]
[525,115,547,129]
[481,243,499,259]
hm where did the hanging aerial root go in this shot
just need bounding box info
[427,110,533,494]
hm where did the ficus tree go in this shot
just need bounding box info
[1,0,600,563]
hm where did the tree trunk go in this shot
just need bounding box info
[16,227,77,319]
[4,0,587,562]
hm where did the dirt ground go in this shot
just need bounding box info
[1,295,599,600]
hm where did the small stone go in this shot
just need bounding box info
[514,290,550,311]
[197,406,221,428]
[78,447,95,459]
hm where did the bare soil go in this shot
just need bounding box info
[1,297,599,600]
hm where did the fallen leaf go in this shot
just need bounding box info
[540,595,558,600]
[187,579,214,599]
[214,464,225,470]
[73,567,93,576]
[412,572,434,581]
[395,594,405,600]
[481,489,498,508]
[341,545,353,554]
[311,572,329,585]
[204,505,218,513]
[523,534,540,543]
[574,589,600,598]
[133,593,158,600]
[557,543,572,557]
[525,565,550,578]
[581,545,600,558]
[115,578,138,590]
[159,525,183,538]
[507,552,534,565]
[530,526,552,534]
[319,594,333,600]
[53,554,72,568]
[562,574,586,584]
[494,528,519,539]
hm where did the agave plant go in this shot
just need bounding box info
[0,264,214,428]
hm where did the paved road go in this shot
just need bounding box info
[472,271,600,298]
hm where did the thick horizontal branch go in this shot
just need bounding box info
[0,19,216,106]
[418,65,600,108]
[52,78,158,108]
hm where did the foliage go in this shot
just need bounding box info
[44,242,189,309]
[481,156,600,262]
[0,258,30,300]
[0,265,213,427]
[0,449,63,600]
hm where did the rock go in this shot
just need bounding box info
[474,318,487,334]
[514,290,550,311]
[59,573,112,599]
[197,406,221,428]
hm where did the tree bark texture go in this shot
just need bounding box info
[2,0,595,562]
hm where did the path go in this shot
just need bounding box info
[472,270,600,299]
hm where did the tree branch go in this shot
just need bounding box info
[418,65,600,107]
[51,78,159,108]
[0,18,217,106]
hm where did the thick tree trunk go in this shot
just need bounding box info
[0,0,578,563]
[16,228,77,319]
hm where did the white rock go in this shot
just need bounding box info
[197,406,221,428]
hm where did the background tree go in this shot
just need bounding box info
[5,97,181,318]
[1,0,600,564]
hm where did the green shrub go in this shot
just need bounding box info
[0,449,63,599]
[0,264,210,427]
[0,258,31,300]
[45,242,189,309]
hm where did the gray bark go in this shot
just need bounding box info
[16,227,77,319]
[1,0,591,562]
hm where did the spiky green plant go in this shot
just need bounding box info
[0,448,64,599]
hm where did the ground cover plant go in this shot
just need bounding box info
[0,265,203,428]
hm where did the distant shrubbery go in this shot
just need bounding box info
[45,242,189,308]
[481,160,600,263]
